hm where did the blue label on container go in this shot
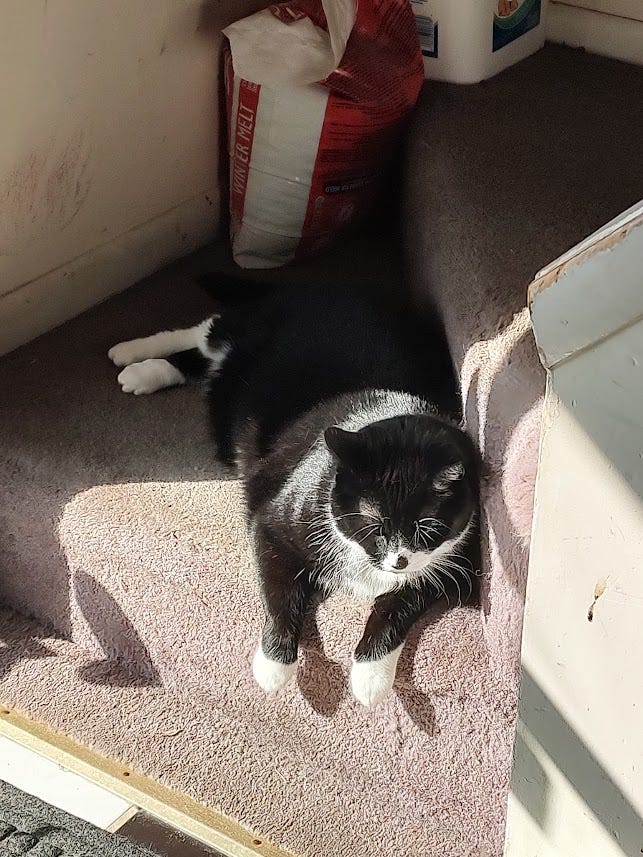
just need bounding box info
[493,0,541,52]
[418,19,438,59]
[425,22,438,59]
[411,3,439,59]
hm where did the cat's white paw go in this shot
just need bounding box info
[252,644,297,693]
[117,359,185,395]
[108,339,148,367]
[351,661,395,707]
[350,645,404,708]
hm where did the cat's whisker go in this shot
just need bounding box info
[335,511,380,522]
[433,558,473,587]
[351,523,380,540]
[417,517,449,533]
[425,567,448,602]
[430,561,469,606]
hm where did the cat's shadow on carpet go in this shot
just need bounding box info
[297,605,458,733]
[395,610,442,734]
[298,621,347,717]
[0,625,57,683]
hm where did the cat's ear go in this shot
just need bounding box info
[433,461,465,492]
[324,426,362,462]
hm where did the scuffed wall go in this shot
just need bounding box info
[0,0,263,355]
[547,0,643,66]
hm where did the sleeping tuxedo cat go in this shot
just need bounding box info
[108,276,479,706]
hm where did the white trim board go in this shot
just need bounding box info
[547,0,643,65]
[534,200,643,281]
[0,734,133,830]
[529,203,643,369]
[551,0,643,21]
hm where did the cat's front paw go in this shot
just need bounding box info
[252,644,297,693]
[350,659,396,707]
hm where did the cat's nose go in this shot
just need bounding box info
[393,555,408,570]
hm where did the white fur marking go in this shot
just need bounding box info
[206,341,232,376]
[401,550,432,575]
[117,359,185,395]
[351,644,404,707]
[382,550,405,573]
[252,643,297,693]
[322,514,475,600]
[323,515,403,599]
[108,317,218,367]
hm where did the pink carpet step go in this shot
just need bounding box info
[0,251,514,857]
[0,605,513,857]
[0,238,516,855]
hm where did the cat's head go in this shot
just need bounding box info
[324,415,478,577]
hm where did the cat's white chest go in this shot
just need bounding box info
[320,539,404,601]
[340,566,401,601]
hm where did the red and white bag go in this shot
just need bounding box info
[223,0,424,269]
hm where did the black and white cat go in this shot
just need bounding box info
[108,277,479,706]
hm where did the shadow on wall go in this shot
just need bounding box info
[513,670,642,855]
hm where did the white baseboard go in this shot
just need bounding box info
[0,191,221,357]
[547,1,643,65]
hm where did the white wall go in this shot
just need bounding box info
[0,0,262,356]
[504,205,643,856]
[547,0,643,65]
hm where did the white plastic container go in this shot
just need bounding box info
[410,0,546,84]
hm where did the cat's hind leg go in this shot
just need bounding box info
[108,318,217,367]
[109,316,226,396]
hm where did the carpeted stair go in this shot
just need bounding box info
[1,44,642,857]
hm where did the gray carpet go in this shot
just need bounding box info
[0,780,157,856]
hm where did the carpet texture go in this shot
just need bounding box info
[0,780,158,856]
[1,44,642,857]
[404,43,643,687]
[0,236,512,857]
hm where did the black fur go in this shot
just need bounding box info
[206,281,461,463]
[167,347,209,378]
[194,275,480,697]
